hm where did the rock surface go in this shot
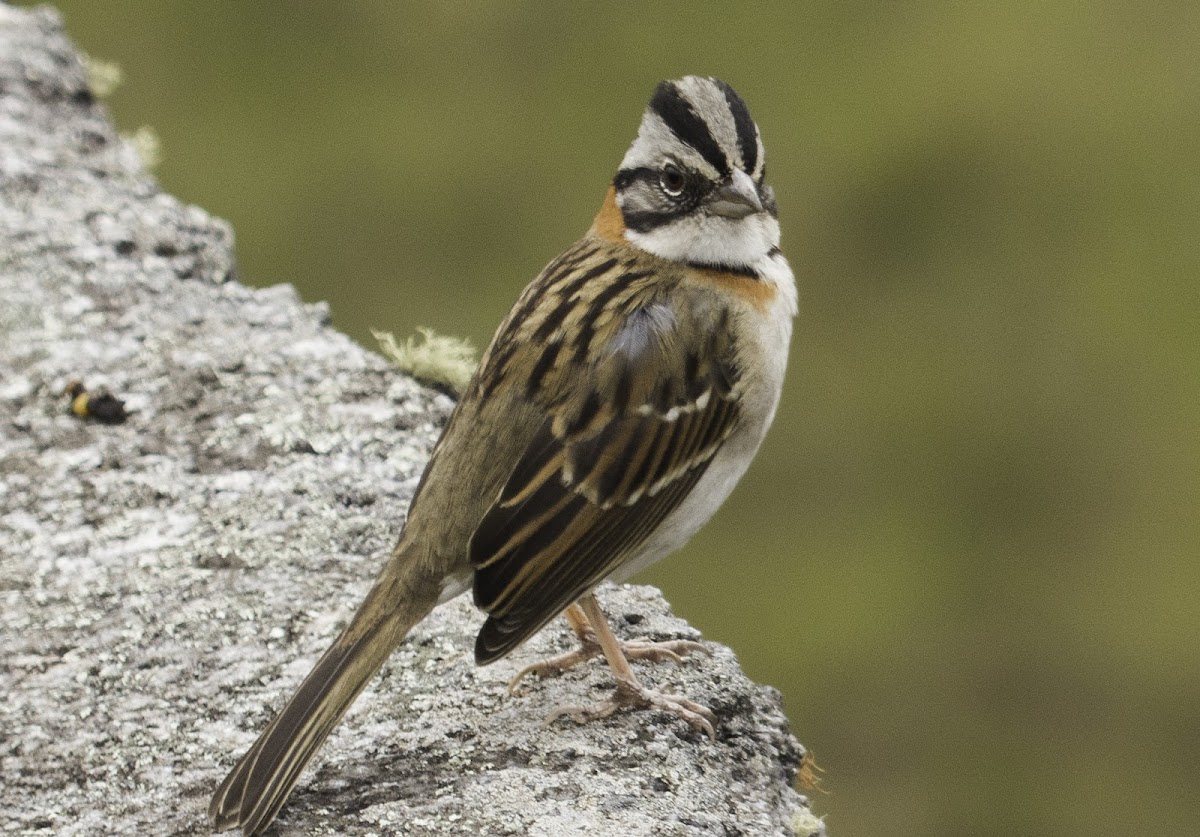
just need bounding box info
[0,6,822,836]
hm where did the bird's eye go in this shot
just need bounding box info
[659,165,686,197]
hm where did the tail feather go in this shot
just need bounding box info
[209,557,440,835]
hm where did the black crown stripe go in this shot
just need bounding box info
[649,81,729,176]
[715,78,758,174]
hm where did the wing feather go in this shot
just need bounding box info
[468,263,742,664]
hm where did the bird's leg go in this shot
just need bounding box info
[545,593,717,739]
[508,603,599,693]
[508,594,710,694]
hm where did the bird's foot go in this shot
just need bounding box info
[509,636,708,693]
[547,674,717,739]
[508,642,602,694]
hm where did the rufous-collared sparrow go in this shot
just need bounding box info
[210,75,797,835]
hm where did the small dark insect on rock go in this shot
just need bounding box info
[63,380,129,425]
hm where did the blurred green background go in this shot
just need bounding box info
[26,1,1199,834]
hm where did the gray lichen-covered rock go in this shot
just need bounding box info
[0,6,823,836]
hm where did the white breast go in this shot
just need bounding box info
[610,250,796,581]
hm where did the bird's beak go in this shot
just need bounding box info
[708,169,763,219]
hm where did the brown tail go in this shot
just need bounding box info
[209,546,442,835]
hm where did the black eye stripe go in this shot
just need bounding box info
[613,166,656,192]
[615,167,699,232]
[616,165,698,191]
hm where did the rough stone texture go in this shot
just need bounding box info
[0,6,822,836]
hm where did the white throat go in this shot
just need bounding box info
[623,209,781,273]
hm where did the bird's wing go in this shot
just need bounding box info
[469,284,741,663]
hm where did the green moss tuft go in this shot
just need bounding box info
[373,327,476,396]
[83,54,122,98]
